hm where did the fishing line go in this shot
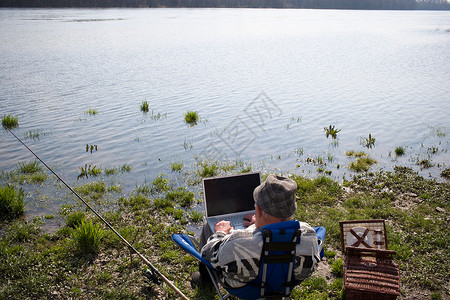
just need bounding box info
[6,129,189,300]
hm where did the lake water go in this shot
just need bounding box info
[1,8,449,224]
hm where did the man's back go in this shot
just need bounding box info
[201,222,319,288]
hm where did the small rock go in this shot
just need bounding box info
[404,192,418,197]
[381,187,392,193]
[436,207,446,213]
[342,187,352,193]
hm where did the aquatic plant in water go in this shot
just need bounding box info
[348,157,377,172]
[361,133,376,148]
[345,150,368,158]
[84,108,98,115]
[78,164,102,180]
[18,160,42,174]
[184,111,199,126]
[1,114,19,129]
[86,144,98,153]
[198,162,219,178]
[140,100,149,113]
[418,158,434,169]
[395,146,405,156]
[24,129,49,140]
[0,185,25,220]
[171,162,183,172]
[324,125,341,139]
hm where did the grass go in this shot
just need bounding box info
[442,168,450,179]
[1,114,19,129]
[151,174,172,194]
[360,133,376,148]
[345,150,368,158]
[24,129,49,140]
[324,125,341,139]
[8,161,49,184]
[0,185,25,220]
[65,211,85,228]
[77,164,102,180]
[0,162,448,299]
[104,163,131,175]
[197,162,219,178]
[18,160,41,174]
[189,210,204,222]
[171,162,183,172]
[165,187,195,208]
[395,146,405,156]
[140,100,149,113]
[72,220,104,256]
[85,108,98,115]
[86,144,98,153]
[418,158,434,169]
[74,181,106,201]
[348,156,377,172]
[184,110,199,126]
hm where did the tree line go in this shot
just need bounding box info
[1,0,449,9]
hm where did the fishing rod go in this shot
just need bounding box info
[6,129,189,300]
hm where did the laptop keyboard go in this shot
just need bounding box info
[210,215,245,229]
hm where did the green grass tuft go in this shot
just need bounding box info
[330,258,343,277]
[72,220,104,255]
[140,100,149,113]
[348,157,377,172]
[198,162,219,178]
[394,146,405,156]
[0,185,25,220]
[84,108,98,115]
[18,160,41,174]
[324,125,341,139]
[170,162,183,172]
[345,150,368,158]
[151,174,172,194]
[188,210,204,222]
[441,168,450,179]
[166,187,195,208]
[74,181,106,201]
[65,211,85,228]
[360,133,376,148]
[77,164,102,180]
[1,114,19,129]
[184,110,199,125]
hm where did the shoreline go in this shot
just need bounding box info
[1,162,449,299]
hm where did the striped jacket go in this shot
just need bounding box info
[201,222,319,288]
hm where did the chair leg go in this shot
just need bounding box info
[205,266,229,300]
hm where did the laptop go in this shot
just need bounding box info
[203,172,261,232]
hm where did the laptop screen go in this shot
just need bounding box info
[203,172,261,217]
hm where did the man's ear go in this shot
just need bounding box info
[255,205,262,217]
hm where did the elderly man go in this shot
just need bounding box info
[193,174,319,289]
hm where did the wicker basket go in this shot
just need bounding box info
[340,220,400,300]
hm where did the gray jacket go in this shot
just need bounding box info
[201,222,320,288]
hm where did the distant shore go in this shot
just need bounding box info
[2,0,450,10]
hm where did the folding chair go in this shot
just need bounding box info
[172,221,326,300]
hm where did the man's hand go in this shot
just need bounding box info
[243,213,256,227]
[215,220,233,234]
